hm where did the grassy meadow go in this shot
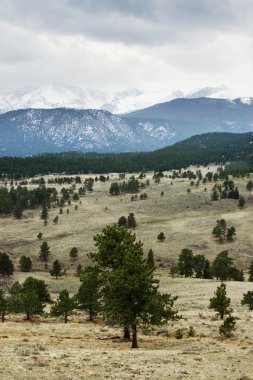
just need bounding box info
[0,166,253,379]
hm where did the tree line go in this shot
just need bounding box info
[1,132,253,178]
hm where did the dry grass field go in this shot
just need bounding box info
[0,167,253,379]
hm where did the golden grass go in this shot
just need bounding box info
[0,168,253,379]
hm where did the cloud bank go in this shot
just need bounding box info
[1,0,253,95]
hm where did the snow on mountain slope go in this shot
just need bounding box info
[1,94,253,156]
[0,84,181,114]
[1,84,111,112]
[0,108,177,156]
[0,84,246,114]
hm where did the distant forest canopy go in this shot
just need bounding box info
[0,132,253,178]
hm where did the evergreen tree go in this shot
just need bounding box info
[241,291,253,310]
[211,251,235,281]
[226,226,236,241]
[219,315,237,338]
[212,219,227,243]
[0,252,14,276]
[51,289,76,323]
[202,259,212,279]
[91,225,143,339]
[248,261,253,282]
[193,254,210,278]
[101,233,180,348]
[238,196,245,208]
[157,232,166,242]
[127,213,136,229]
[19,256,32,272]
[209,283,232,320]
[14,203,23,219]
[69,247,78,260]
[39,242,50,262]
[40,203,48,220]
[117,215,127,228]
[50,260,63,279]
[109,182,120,195]
[20,289,42,321]
[91,226,180,348]
[212,219,236,243]
[9,277,51,321]
[76,266,101,321]
[177,249,194,277]
[22,277,51,305]
[146,249,155,269]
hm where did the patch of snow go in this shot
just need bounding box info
[239,97,253,105]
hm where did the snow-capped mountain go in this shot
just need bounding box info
[0,108,175,156]
[0,84,182,114]
[0,84,111,113]
[0,84,245,115]
[0,96,253,156]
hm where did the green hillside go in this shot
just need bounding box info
[0,132,252,178]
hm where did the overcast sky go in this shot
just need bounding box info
[1,0,253,95]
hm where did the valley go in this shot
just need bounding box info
[0,167,253,379]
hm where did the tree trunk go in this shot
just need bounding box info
[123,326,131,339]
[64,312,68,323]
[131,324,138,348]
[26,312,31,321]
[1,311,5,323]
[221,309,224,320]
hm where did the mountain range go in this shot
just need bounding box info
[0,84,253,156]
[0,95,253,156]
[0,84,241,115]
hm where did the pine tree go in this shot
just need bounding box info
[76,266,101,321]
[146,249,155,269]
[211,251,234,281]
[40,204,48,220]
[117,216,127,228]
[212,219,227,243]
[91,226,180,348]
[0,252,14,276]
[14,203,23,219]
[69,247,78,260]
[109,182,120,195]
[238,196,245,208]
[157,232,166,242]
[39,242,50,262]
[241,291,253,310]
[19,256,32,272]
[177,249,194,277]
[219,315,237,338]
[50,260,63,279]
[51,290,76,323]
[127,213,136,229]
[248,261,253,281]
[209,283,232,320]
[9,277,51,321]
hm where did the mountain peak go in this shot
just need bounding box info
[0,84,249,115]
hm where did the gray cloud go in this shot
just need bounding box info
[2,0,253,45]
[0,0,253,95]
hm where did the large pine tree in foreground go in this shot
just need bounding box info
[91,226,180,348]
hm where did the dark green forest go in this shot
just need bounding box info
[0,132,252,178]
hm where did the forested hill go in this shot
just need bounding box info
[0,132,252,178]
